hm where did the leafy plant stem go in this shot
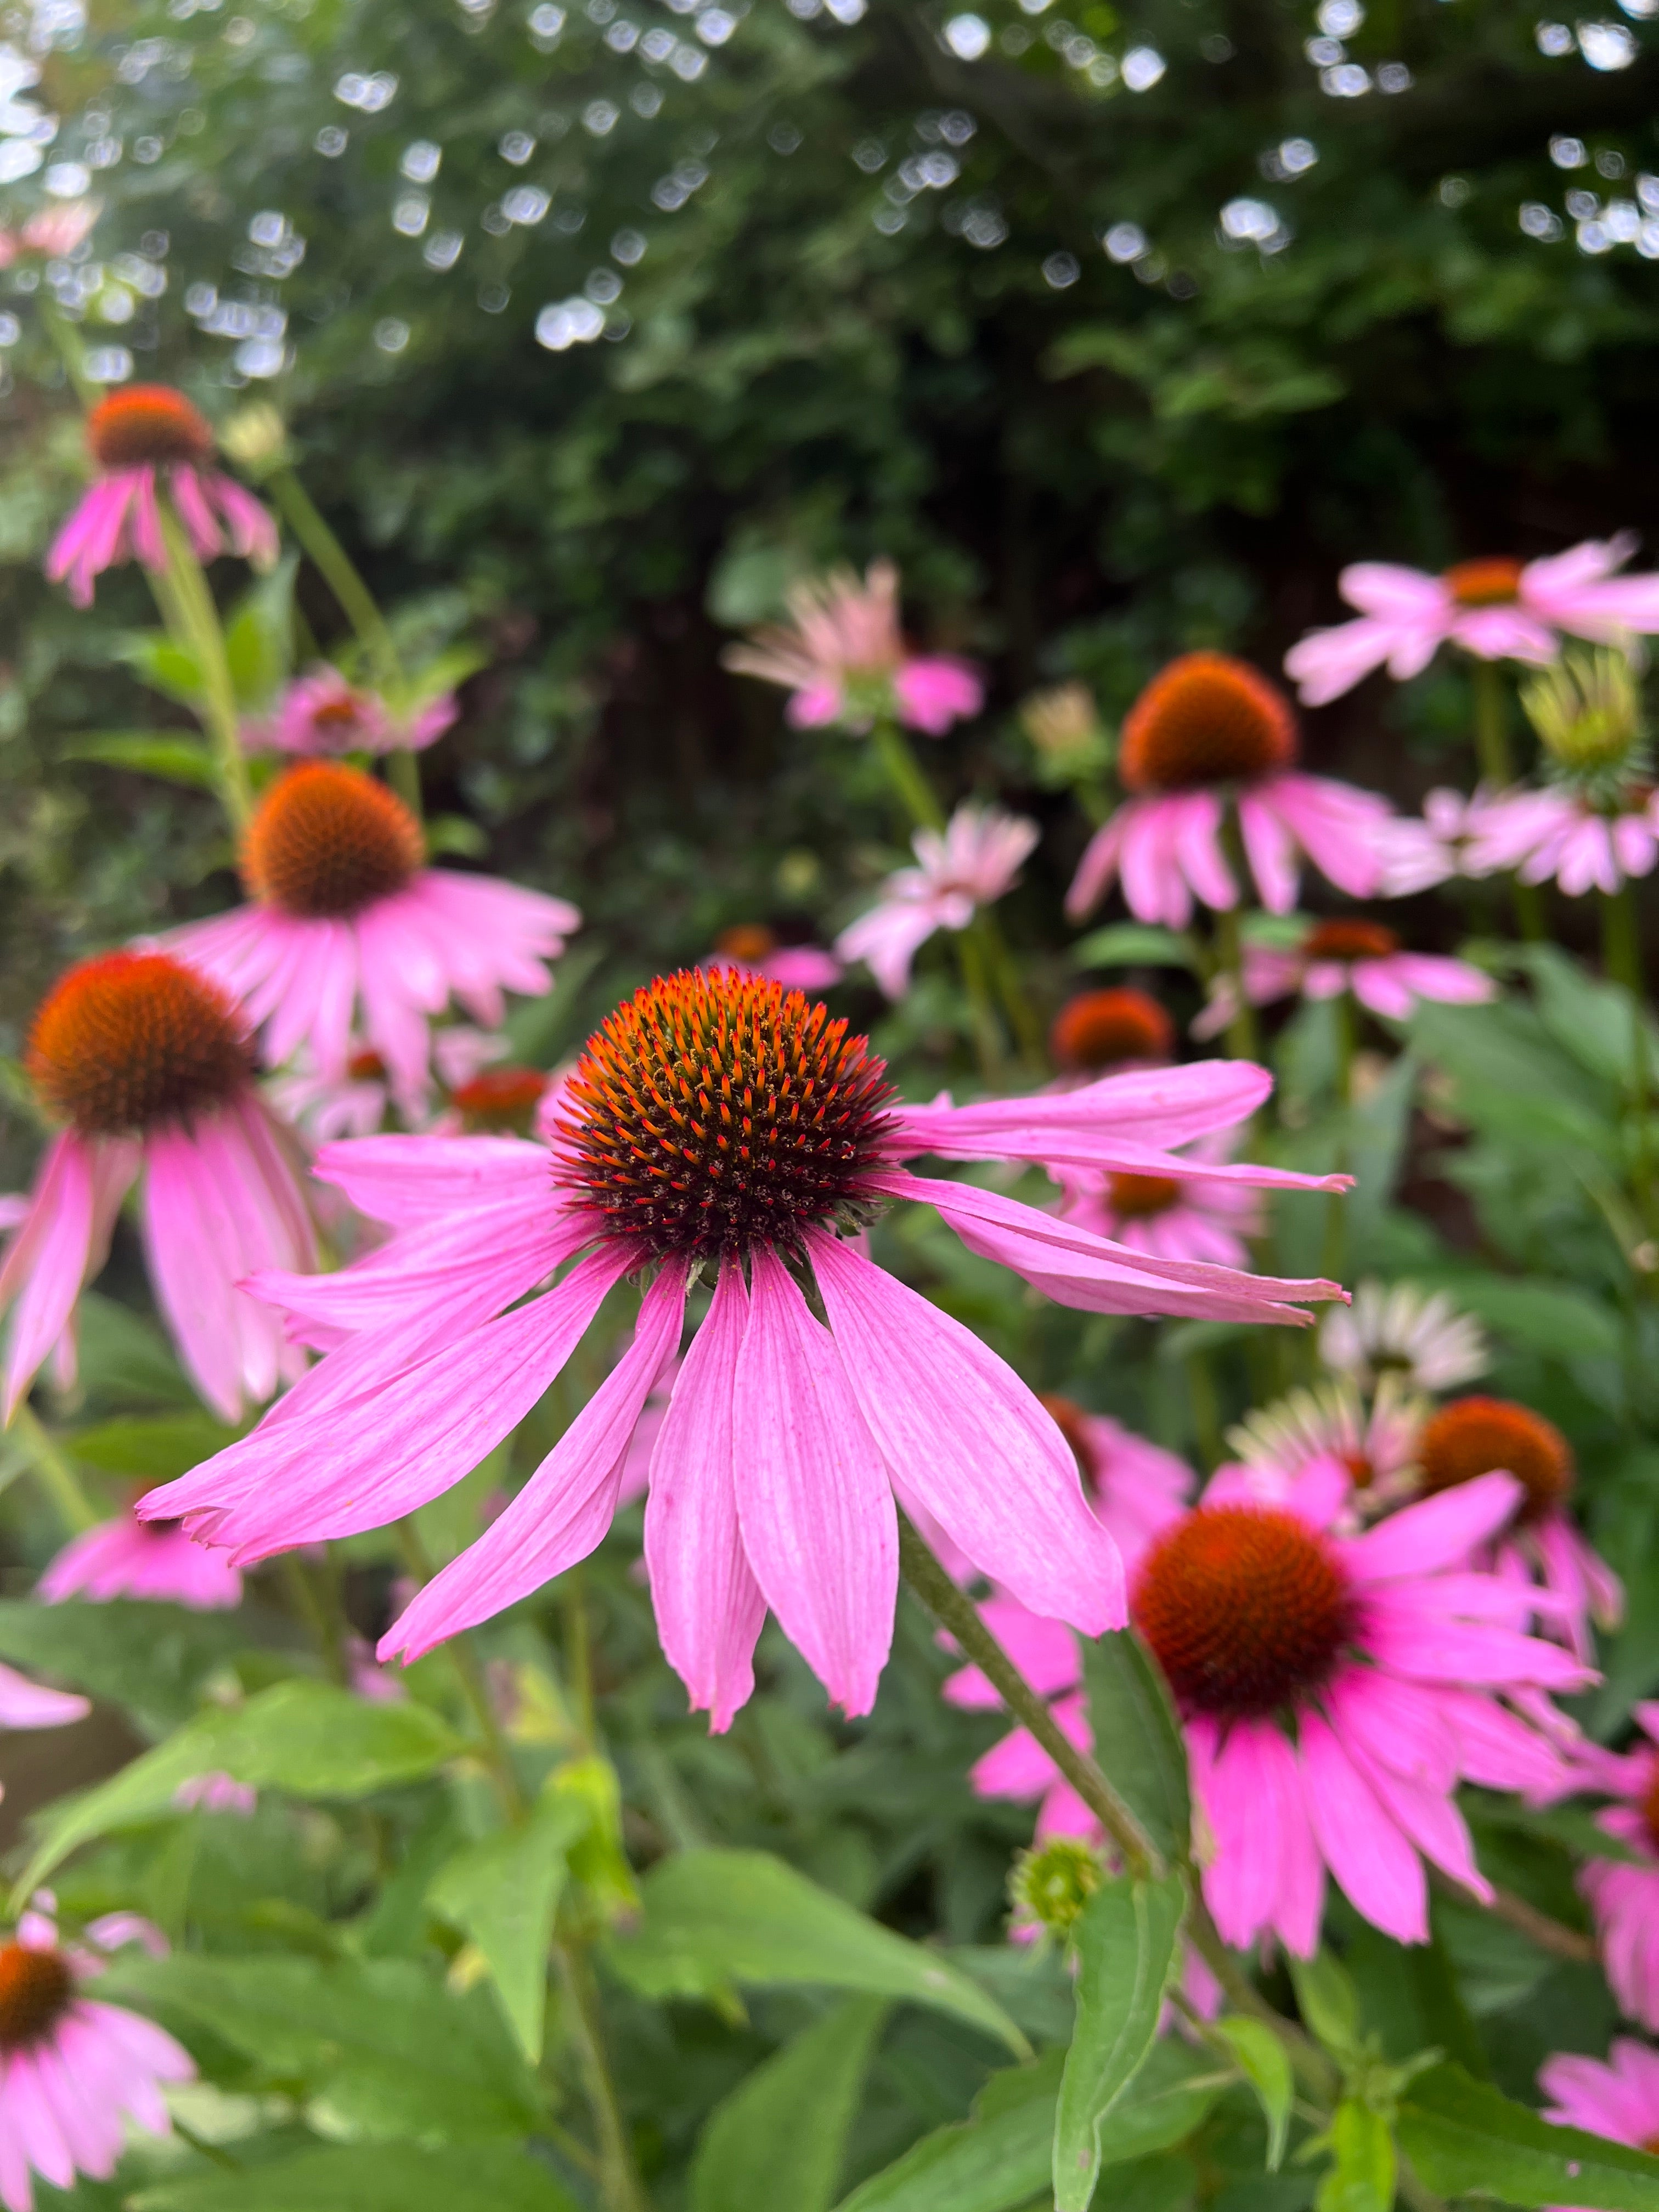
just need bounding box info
[555,1937,648,2212]
[1430,1870,1596,1963]
[1183,1898,1336,2101]
[10,1402,98,1532]
[155,500,253,831]
[975,907,1046,1066]
[870,715,945,832]
[1210,838,1259,1063]
[895,1510,1162,1878]
[955,920,1008,1082]
[394,1519,524,1818]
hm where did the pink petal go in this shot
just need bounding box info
[1,1133,105,1419]
[1339,1471,1523,1583]
[312,1133,555,1225]
[1299,1710,1428,1942]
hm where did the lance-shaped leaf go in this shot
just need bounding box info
[1397,2063,1659,2211]
[1081,1629,1190,1863]
[1314,2100,1395,2212]
[691,1997,886,2212]
[129,2141,580,2212]
[1214,2015,1293,2170]
[1053,1870,1187,2211]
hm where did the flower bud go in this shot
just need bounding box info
[1520,647,1644,781]
[217,400,290,476]
[1009,1836,1107,1939]
[1019,684,1112,785]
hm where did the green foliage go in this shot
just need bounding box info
[427,1785,591,2059]
[1397,2064,1659,2211]
[130,2143,583,2212]
[1080,1630,1191,1865]
[690,1997,886,2212]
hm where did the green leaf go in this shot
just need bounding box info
[73,1292,199,1408]
[835,2040,1223,2212]
[1412,1272,1622,1363]
[69,1411,242,1481]
[0,1598,247,1737]
[691,1997,886,2212]
[1081,1630,1191,1863]
[61,732,218,788]
[1314,2099,1395,2212]
[107,1954,543,2142]
[131,2142,580,2212]
[1288,1950,1362,2061]
[424,812,490,857]
[1071,924,1198,972]
[1054,1872,1186,2211]
[1213,2015,1293,2170]
[1397,2061,1659,2210]
[427,1786,591,2061]
[114,632,207,708]
[606,1849,1026,2055]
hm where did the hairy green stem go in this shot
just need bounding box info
[1470,658,1514,788]
[10,1403,98,1532]
[555,1940,648,2212]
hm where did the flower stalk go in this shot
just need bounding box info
[153,501,254,831]
[10,1403,98,1533]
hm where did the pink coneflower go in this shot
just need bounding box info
[1193,917,1496,1039]
[0,1663,88,1734]
[836,803,1040,998]
[724,560,983,736]
[1319,1279,1490,1396]
[143,972,1345,1728]
[1284,540,1659,707]
[1539,2041,1659,2185]
[703,925,843,992]
[166,762,578,1110]
[272,1027,509,1143]
[244,666,459,757]
[1373,786,1520,898]
[39,1498,242,1609]
[1575,1705,1659,2034]
[0,201,100,267]
[1414,1397,1622,1664]
[1049,988,1173,1076]
[0,952,314,1424]
[1228,1375,1427,1513]
[45,385,278,610]
[0,1909,194,2211]
[1066,654,1391,928]
[1056,1132,1262,1271]
[1475,784,1659,898]
[969,1460,1585,1953]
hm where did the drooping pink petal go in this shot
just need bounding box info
[0,1660,89,1730]
[1340,1471,1523,1583]
[1,1133,109,1419]
[1298,1711,1428,1942]
[312,1133,555,1226]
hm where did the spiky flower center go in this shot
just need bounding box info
[1049,988,1173,1072]
[310,693,376,734]
[87,384,214,471]
[714,924,778,963]
[1305,918,1400,962]
[1443,557,1525,608]
[27,952,252,1138]
[1133,1505,1355,1717]
[1119,652,1299,795]
[560,969,896,1262]
[1107,1171,1181,1220]
[452,1066,548,1133]
[1039,1392,1099,1489]
[1010,1838,1106,1938]
[242,763,424,919]
[0,1943,74,2050]
[1417,1396,1572,1526]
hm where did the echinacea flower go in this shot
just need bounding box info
[724,560,982,735]
[1539,2040,1659,2197]
[1049,988,1173,1075]
[1056,1132,1262,1271]
[0,952,314,1424]
[1575,1705,1659,2034]
[445,1066,551,1137]
[836,803,1040,998]
[969,1459,1586,1953]
[144,970,1345,1728]
[1319,1279,1490,1395]
[0,1663,88,1734]
[0,1908,194,2212]
[1474,783,1659,898]
[271,1028,508,1144]
[45,385,278,609]
[244,666,459,757]
[166,762,578,1110]
[1193,918,1496,1039]
[1413,1396,1622,1662]
[1066,653,1392,929]
[1374,786,1523,899]
[1283,540,1659,707]
[703,925,843,991]
[1228,1375,1426,1512]
[39,1499,242,1609]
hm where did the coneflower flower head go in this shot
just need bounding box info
[1521,647,1648,794]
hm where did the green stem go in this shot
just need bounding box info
[955,923,1007,1084]
[395,1520,524,1817]
[1602,885,1655,1229]
[1602,881,1644,996]
[37,296,97,407]
[1185,1898,1338,2100]
[281,1554,348,1687]
[1184,1350,1223,1471]
[562,1564,595,1751]
[1211,905,1260,1064]
[155,500,253,831]
[10,1403,98,1532]
[895,1512,1161,1879]
[555,1940,648,2212]
[974,909,1045,1066]
[871,716,945,832]
[1471,658,1514,788]
[1321,991,1356,1286]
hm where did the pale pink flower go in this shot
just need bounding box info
[1194,917,1496,1039]
[1054,1131,1261,1271]
[166,762,577,1111]
[244,665,459,757]
[1228,1375,1427,1515]
[1066,653,1392,929]
[1539,2039,1659,2205]
[172,1771,256,1814]
[270,1028,508,1143]
[40,1500,242,1609]
[724,560,983,736]
[0,1663,89,1733]
[702,927,843,992]
[1373,786,1517,898]
[0,1909,194,2211]
[1474,783,1659,897]
[1284,540,1659,706]
[0,952,314,1425]
[1319,1280,1490,1396]
[836,803,1040,998]
[0,201,99,267]
[45,385,276,610]
[968,1459,1584,1954]
[144,972,1345,1730]
[1575,1705,1659,2034]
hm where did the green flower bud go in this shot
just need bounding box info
[1520,648,1644,780]
[217,400,290,476]
[1009,1836,1107,1939]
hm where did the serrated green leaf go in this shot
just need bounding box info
[1081,1629,1190,1863]
[1213,2015,1293,2170]
[1397,2062,1659,2210]
[427,1786,590,2061]
[1071,923,1198,972]
[691,1997,885,2212]
[606,1849,1026,2055]
[130,2142,580,2212]
[1054,1872,1186,2210]
[62,732,218,787]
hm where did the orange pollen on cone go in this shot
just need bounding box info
[1417,1395,1573,1527]
[1049,988,1173,1072]
[562,967,896,1263]
[87,383,215,471]
[715,924,778,963]
[1442,557,1526,608]
[0,1944,74,2051]
[1340,1448,1375,1490]
[26,951,252,1139]
[1038,1392,1099,1489]
[1132,1504,1355,1718]
[1106,1171,1182,1220]
[452,1066,549,1133]
[1640,1763,1659,1858]
[1118,651,1299,795]
[347,1048,388,1081]
[1304,918,1400,963]
[241,762,424,919]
